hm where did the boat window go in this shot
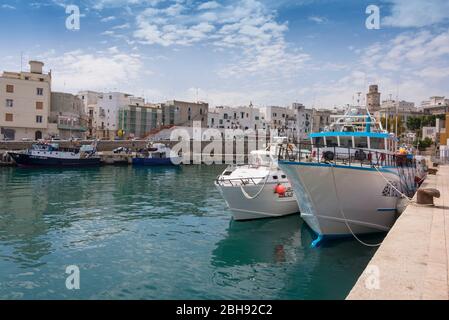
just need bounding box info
[339,136,353,148]
[281,175,286,179]
[273,176,278,180]
[313,137,323,147]
[354,137,368,148]
[370,138,386,150]
[223,171,232,176]
[325,136,338,147]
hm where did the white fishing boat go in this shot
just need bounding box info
[215,138,300,221]
[278,105,425,245]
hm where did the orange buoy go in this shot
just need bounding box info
[274,184,287,196]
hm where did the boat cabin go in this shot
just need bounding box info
[310,131,397,154]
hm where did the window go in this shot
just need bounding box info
[370,138,386,150]
[37,88,43,96]
[5,113,13,122]
[36,115,43,123]
[109,95,112,100]
[339,136,353,148]
[325,136,338,147]
[36,102,43,110]
[6,85,14,93]
[354,137,368,148]
[6,99,13,107]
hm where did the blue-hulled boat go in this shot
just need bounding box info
[132,143,181,166]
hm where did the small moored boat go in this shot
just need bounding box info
[215,138,300,221]
[132,143,181,166]
[8,142,100,167]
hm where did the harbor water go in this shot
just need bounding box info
[0,166,381,299]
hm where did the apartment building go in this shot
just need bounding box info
[77,90,100,138]
[289,103,312,141]
[77,91,145,139]
[0,61,51,140]
[118,104,162,139]
[50,92,87,140]
[162,100,208,128]
[259,106,294,132]
[421,96,449,115]
[208,104,265,131]
[375,99,422,124]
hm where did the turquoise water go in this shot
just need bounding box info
[0,166,380,299]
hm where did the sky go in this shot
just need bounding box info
[0,0,449,108]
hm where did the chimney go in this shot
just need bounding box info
[29,61,44,74]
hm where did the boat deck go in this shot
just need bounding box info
[347,165,449,300]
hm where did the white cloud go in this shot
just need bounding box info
[383,0,449,28]
[198,1,220,10]
[1,4,16,9]
[38,49,143,92]
[101,16,116,22]
[133,0,308,80]
[308,16,327,24]
[310,28,449,106]
[112,23,131,30]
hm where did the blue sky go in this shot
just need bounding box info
[1,0,449,108]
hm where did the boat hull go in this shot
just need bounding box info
[279,161,415,236]
[216,182,299,221]
[132,157,180,166]
[8,152,101,167]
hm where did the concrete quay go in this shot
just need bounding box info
[347,165,449,300]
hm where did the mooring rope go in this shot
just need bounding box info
[330,164,383,247]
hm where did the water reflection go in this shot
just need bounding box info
[212,215,309,267]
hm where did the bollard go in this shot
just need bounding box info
[417,188,440,205]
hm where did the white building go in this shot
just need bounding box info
[208,104,266,131]
[259,106,293,132]
[288,103,312,141]
[381,99,416,113]
[77,91,144,139]
[421,96,449,115]
[0,61,51,141]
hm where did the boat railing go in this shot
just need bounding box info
[278,142,416,169]
[215,176,268,187]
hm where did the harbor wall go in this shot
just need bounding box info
[0,139,264,165]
